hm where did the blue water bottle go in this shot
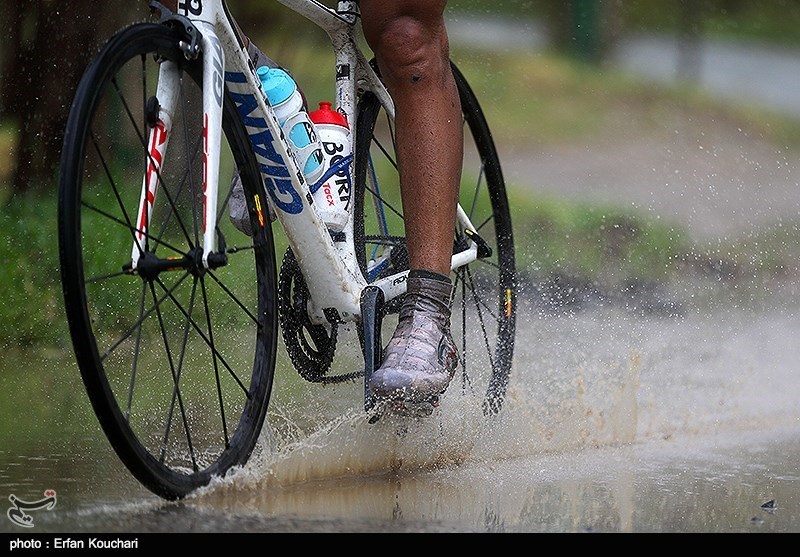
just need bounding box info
[258,66,324,184]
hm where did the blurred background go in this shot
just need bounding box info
[2,0,800,532]
[3,1,800,349]
[8,0,800,192]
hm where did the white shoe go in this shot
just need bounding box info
[368,271,458,404]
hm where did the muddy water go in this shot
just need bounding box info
[3,282,799,533]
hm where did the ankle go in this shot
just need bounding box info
[409,268,451,285]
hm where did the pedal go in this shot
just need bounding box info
[367,395,440,424]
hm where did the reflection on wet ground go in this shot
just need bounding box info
[7,420,799,533]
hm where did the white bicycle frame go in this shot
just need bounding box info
[132,0,480,326]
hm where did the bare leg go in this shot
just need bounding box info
[361,1,463,405]
[360,0,463,276]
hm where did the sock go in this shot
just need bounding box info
[408,269,451,284]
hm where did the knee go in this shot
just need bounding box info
[366,16,449,86]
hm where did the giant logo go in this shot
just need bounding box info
[225,71,303,214]
[209,36,223,108]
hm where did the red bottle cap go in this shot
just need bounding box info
[309,101,349,128]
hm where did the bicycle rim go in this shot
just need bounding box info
[354,63,517,416]
[58,23,278,499]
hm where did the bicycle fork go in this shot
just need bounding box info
[130,27,227,274]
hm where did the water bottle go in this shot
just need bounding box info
[308,101,352,231]
[258,66,325,185]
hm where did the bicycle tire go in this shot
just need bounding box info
[58,22,278,500]
[353,62,517,416]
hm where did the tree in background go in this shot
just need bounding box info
[0,1,145,197]
[458,0,800,63]
[0,0,290,200]
[4,0,800,200]
[540,0,624,64]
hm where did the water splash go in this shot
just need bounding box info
[192,297,800,507]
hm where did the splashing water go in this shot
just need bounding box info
[192,291,800,511]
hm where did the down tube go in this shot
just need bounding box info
[222,69,366,323]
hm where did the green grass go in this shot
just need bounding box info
[507,186,692,285]
[449,45,800,150]
[0,192,68,350]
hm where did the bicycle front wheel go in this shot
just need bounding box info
[58,23,278,500]
[354,63,517,416]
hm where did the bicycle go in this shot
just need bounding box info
[58,0,517,501]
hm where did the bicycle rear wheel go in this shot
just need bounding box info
[58,22,278,500]
[354,63,517,416]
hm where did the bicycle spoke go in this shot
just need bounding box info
[88,128,140,252]
[125,281,148,421]
[142,53,150,127]
[160,277,200,466]
[366,156,390,239]
[80,199,189,260]
[60,21,277,500]
[473,257,501,272]
[85,269,133,284]
[462,264,496,371]
[371,133,398,172]
[154,276,251,399]
[148,279,198,471]
[364,145,403,221]
[111,75,196,250]
[100,271,191,363]
[177,68,202,245]
[453,264,500,322]
[199,276,231,450]
[356,68,515,417]
[473,214,493,235]
[458,267,473,394]
[152,134,204,255]
[206,269,260,325]
[110,72,154,254]
[467,162,487,222]
[384,110,397,154]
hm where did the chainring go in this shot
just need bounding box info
[278,248,359,384]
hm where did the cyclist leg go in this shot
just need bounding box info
[360,0,463,277]
[360,0,463,405]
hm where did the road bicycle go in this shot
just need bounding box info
[58,0,517,500]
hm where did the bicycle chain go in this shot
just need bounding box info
[278,248,360,384]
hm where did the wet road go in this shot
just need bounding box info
[2,292,800,533]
